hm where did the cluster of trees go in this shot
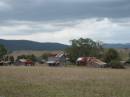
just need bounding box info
[4,56,15,63]
[66,38,103,63]
[103,48,124,68]
[123,52,130,65]
[0,44,7,59]
[0,43,52,64]
[66,38,125,68]
[0,44,51,62]
[17,54,36,62]
[40,53,50,60]
[16,53,50,62]
[0,45,15,64]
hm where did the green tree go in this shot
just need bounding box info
[104,48,120,63]
[41,53,49,60]
[9,56,15,63]
[0,44,7,59]
[26,54,36,62]
[17,55,26,60]
[124,52,130,64]
[17,54,36,62]
[110,60,125,69]
[5,56,9,61]
[66,38,103,63]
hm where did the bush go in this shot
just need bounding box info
[125,59,130,64]
[0,44,7,59]
[110,60,125,69]
[17,54,36,62]
[41,53,49,60]
[104,48,120,63]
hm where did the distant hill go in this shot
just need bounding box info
[0,39,69,51]
[103,43,130,48]
[0,39,130,51]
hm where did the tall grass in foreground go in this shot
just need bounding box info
[0,66,130,97]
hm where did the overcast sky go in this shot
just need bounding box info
[0,0,130,44]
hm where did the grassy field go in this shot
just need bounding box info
[0,66,130,97]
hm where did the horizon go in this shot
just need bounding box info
[1,38,130,45]
[0,0,130,44]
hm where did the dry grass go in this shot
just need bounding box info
[0,66,130,97]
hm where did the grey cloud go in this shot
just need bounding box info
[0,0,130,41]
[0,0,130,22]
[0,20,77,35]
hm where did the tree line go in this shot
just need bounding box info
[0,38,130,68]
[66,38,126,68]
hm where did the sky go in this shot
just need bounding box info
[0,0,130,44]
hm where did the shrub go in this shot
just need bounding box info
[110,60,125,69]
[104,48,120,63]
[41,53,49,60]
[17,54,36,62]
[125,59,130,64]
[0,44,7,59]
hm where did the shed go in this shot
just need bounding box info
[15,59,34,66]
[76,57,107,68]
[47,53,66,66]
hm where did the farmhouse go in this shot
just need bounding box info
[47,53,66,66]
[76,57,107,68]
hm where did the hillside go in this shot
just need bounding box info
[103,43,130,48]
[0,39,130,51]
[0,39,68,51]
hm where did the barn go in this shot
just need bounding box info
[15,59,34,66]
[76,57,107,68]
[47,53,66,66]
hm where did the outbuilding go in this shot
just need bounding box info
[76,57,107,68]
[47,53,66,66]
